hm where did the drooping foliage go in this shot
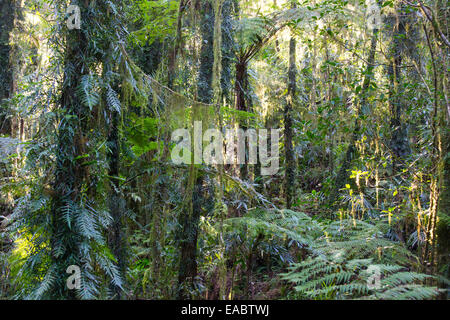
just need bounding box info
[0,0,448,300]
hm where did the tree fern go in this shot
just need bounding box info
[283,256,440,300]
[223,208,323,248]
[280,218,441,300]
[227,208,441,299]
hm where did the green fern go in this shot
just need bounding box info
[223,208,323,247]
[228,209,441,300]
[283,256,440,300]
[77,74,100,109]
[106,85,121,114]
[281,218,441,300]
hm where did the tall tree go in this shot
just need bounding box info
[0,0,16,135]
[435,0,450,288]
[50,0,92,298]
[220,0,235,104]
[232,7,289,181]
[386,4,412,171]
[284,1,297,209]
[421,0,450,290]
[47,0,123,299]
[178,0,215,299]
[168,0,187,89]
[104,46,126,299]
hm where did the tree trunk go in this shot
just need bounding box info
[284,5,297,209]
[436,0,450,296]
[178,174,204,299]
[388,5,411,171]
[235,61,249,181]
[221,0,234,104]
[0,0,16,135]
[107,106,125,299]
[104,50,125,298]
[51,6,89,299]
[432,0,450,296]
[168,0,186,89]
[178,0,214,299]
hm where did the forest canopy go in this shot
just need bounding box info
[0,0,449,301]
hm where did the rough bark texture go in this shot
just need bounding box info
[178,174,204,299]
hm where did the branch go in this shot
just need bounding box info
[403,0,450,48]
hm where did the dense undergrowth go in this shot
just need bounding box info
[0,0,449,300]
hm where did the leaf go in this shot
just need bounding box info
[78,74,100,109]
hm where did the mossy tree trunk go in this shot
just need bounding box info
[178,0,214,299]
[168,0,186,89]
[430,0,449,295]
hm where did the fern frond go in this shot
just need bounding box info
[77,74,100,109]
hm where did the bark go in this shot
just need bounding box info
[221,0,234,104]
[178,0,214,299]
[178,174,204,299]
[434,0,450,295]
[104,51,125,298]
[235,61,248,114]
[51,7,89,299]
[168,0,186,89]
[107,106,125,299]
[436,120,450,283]
[388,6,411,171]
[0,0,16,135]
[235,61,249,180]
[284,9,297,209]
